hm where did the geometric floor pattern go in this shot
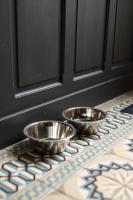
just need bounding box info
[127,139,133,153]
[82,162,133,200]
[0,91,133,199]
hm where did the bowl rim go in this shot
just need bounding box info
[23,120,76,142]
[62,107,107,124]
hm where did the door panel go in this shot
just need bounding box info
[113,0,133,64]
[75,0,107,75]
[17,0,62,87]
[0,0,77,117]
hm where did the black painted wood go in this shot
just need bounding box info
[0,0,14,113]
[0,75,132,149]
[104,0,118,71]
[0,0,133,148]
[113,0,133,64]
[75,0,107,75]
[17,0,62,87]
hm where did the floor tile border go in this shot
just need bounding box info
[11,124,133,200]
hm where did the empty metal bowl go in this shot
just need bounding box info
[62,107,106,136]
[23,121,76,154]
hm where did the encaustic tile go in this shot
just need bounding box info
[54,134,133,200]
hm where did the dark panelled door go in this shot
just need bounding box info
[0,0,77,118]
[0,0,70,117]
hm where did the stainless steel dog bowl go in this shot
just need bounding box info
[23,121,76,154]
[62,107,106,136]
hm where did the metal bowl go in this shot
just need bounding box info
[23,121,76,154]
[62,107,106,136]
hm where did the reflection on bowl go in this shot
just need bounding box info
[62,107,106,136]
[23,121,76,154]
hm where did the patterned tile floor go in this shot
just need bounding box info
[1,90,133,200]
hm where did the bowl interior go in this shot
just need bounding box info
[64,107,106,122]
[24,121,74,140]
